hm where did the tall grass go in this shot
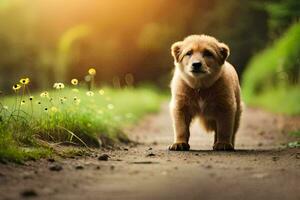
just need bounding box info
[242,22,300,115]
[0,73,164,163]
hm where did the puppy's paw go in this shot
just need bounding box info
[168,143,190,151]
[213,142,234,151]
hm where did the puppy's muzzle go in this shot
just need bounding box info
[191,62,206,74]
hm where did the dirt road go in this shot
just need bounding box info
[0,104,299,200]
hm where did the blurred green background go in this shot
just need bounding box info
[0,0,299,114]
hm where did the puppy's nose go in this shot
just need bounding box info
[192,62,202,72]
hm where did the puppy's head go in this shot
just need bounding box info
[171,35,230,88]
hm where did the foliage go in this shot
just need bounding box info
[265,0,300,37]
[242,22,300,115]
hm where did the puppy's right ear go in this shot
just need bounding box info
[171,41,183,63]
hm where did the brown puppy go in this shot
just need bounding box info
[169,35,242,151]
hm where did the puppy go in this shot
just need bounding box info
[169,35,242,151]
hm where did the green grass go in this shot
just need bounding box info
[287,130,300,148]
[243,86,300,115]
[242,22,300,115]
[0,86,164,163]
[0,131,52,163]
[289,130,300,137]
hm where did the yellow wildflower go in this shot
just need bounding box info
[29,96,34,101]
[40,91,49,98]
[53,83,65,90]
[12,84,21,91]
[86,91,94,97]
[71,79,78,85]
[88,68,96,75]
[21,100,26,106]
[20,78,30,85]
[74,99,81,105]
[99,89,105,95]
[73,96,81,105]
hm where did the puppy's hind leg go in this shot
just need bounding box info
[169,106,191,151]
[231,106,242,147]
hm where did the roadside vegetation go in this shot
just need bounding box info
[242,22,300,115]
[0,69,164,163]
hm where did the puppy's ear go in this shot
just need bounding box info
[218,43,230,62]
[171,41,183,63]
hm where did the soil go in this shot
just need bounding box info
[0,104,299,200]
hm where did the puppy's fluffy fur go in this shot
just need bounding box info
[169,35,242,151]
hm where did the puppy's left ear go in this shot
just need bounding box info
[219,43,230,62]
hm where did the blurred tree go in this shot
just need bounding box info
[0,0,276,91]
[55,25,91,82]
[0,0,40,90]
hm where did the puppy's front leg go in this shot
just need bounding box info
[169,106,191,151]
[213,112,235,151]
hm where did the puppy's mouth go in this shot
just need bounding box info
[190,69,207,74]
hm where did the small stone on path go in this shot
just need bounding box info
[95,166,101,170]
[47,158,55,162]
[98,154,110,161]
[272,156,280,161]
[204,165,213,169]
[49,164,63,171]
[75,165,84,170]
[21,189,38,198]
[146,153,155,157]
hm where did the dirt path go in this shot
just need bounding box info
[0,104,300,200]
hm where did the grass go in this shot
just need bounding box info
[289,130,300,138]
[242,22,300,115]
[243,86,300,115]
[0,75,164,163]
[287,130,300,148]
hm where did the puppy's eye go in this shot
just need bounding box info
[203,50,213,58]
[186,50,193,56]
